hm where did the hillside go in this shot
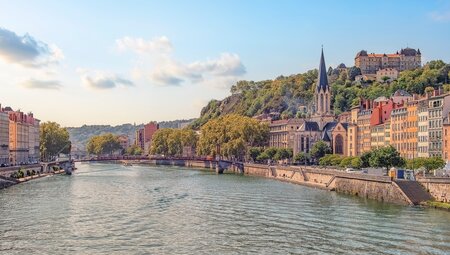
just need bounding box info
[192,60,450,128]
[68,119,195,151]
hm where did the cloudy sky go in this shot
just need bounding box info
[1,0,450,127]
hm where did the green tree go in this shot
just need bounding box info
[294,152,310,165]
[248,147,263,162]
[197,114,268,160]
[310,141,331,161]
[360,151,372,168]
[351,157,363,169]
[273,148,291,161]
[256,152,270,162]
[264,147,278,160]
[369,146,405,173]
[422,157,445,173]
[40,121,71,161]
[86,133,122,156]
[126,145,143,155]
[151,128,199,157]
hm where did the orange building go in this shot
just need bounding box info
[405,100,418,159]
[443,120,450,161]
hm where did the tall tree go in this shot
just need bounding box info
[40,122,71,161]
[310,141,331,160]
[86,133,122,156]
[369,146,405,173]
[197,114,269,160]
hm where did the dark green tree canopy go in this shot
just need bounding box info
[86,133,122,156]
[40,121,71,161]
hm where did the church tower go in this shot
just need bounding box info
[315,48,331,116]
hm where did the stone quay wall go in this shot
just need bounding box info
[243,164,411,205]
[418,178,450,203]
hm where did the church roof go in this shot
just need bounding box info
[392,89,412,97]
[299,121,320,132]
[316,48,329,92]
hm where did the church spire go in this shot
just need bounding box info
[316,47,329,92]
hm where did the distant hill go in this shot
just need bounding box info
[67,119,195,151]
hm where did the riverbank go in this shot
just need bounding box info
[0,167,66,190]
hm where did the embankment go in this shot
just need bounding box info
[418,178,450,203]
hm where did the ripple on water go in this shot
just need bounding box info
[1,163,450,254]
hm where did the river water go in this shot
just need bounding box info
[1,163,450,254]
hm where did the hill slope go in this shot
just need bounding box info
[192,60,450,128]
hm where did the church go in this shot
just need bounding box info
[292,49,348,157]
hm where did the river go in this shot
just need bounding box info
[1,163,450,254]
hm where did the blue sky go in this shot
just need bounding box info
[0,0,450,126]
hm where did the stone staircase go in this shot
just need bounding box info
[394,180,433,205]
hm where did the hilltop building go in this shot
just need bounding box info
[355,48,421,75]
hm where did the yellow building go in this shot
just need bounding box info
[356,109,372,155]
[355,48,421,74]
[390,107,408,158]
[269,119,303,149]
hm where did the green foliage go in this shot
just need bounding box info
[256,152,270,162]
[360,152,372,168]
[40,122,71,161]
[319,154,342,166]
[248,147,263,162]
[86,133,122,156]
[273,148,292,161]
[310,141,331,160]
[350,157,363,169]
[294,152,310,164]
[150,128,198,157]
[422,157,445,173]
[191,70,318,128]
[197,115,268,160]
[264,147,278,159]
[369,146,405,172]
[125,145,143,156]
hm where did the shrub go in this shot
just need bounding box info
[17,169,24,178]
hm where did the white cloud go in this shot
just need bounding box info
[116,36,173,55]
[0,27,64,68]
[429,10,450,22]
[77,69,134,90]
[19,79,62,90]
[116,36,246,88]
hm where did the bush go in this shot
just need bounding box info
[26,170,31,176]
[319,154,342,166]
[17,169,24,178]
